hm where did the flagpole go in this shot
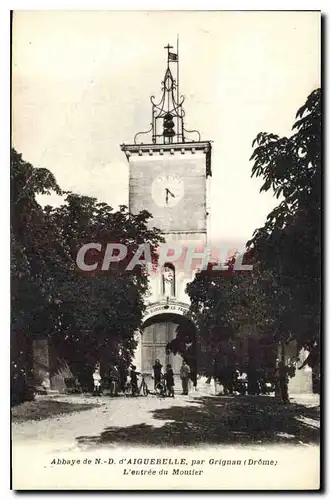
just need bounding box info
[177,34,180,142]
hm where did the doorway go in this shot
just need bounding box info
[141,316,183,375]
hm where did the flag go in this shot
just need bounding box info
[168,52,178,62]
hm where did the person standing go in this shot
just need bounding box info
[152,359,163,390]
[92,362,102,396]
[118,361,128,394]
[130,365,139,396]
[109,364,120,397]
[275,361,289,404]
[165,363,175,398]
[191,367,198,391]
[180,360,191,395]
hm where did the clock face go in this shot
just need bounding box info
[151,174,184,208]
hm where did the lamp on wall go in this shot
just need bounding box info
[164,296,170,309]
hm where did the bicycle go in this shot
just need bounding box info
[154,376,167,398]
[124,373,149,396]
[138,373,149,396]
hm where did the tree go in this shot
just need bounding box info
[11,148,63,403]
[248,88,321,352]
[181,260,277,391]
[11,148,164,400]
[169,89,321,396]
[44,194,163,385]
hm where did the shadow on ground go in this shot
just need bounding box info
[76,395,320,448]
[12,400,101,423]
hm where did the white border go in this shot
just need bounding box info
[5,1,324,10]
[2,2,327,498]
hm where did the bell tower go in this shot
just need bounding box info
[121,43,212,376]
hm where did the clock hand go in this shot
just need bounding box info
[168,189,175,198]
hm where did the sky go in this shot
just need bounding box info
[12,10,321,247]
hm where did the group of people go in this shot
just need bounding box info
[92,358,192,397]
[151,358,192,396]
[151,359,174,397]
[92,362,127,397]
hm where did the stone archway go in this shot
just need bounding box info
[140,308,196,376]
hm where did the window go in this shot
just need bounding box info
[161,263,175,297]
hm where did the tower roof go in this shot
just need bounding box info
[127,42,207,147]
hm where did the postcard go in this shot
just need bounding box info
[11,10,321,491]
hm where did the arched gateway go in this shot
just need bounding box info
[137,302,196,376]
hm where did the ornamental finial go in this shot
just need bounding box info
[133,42,201,145]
